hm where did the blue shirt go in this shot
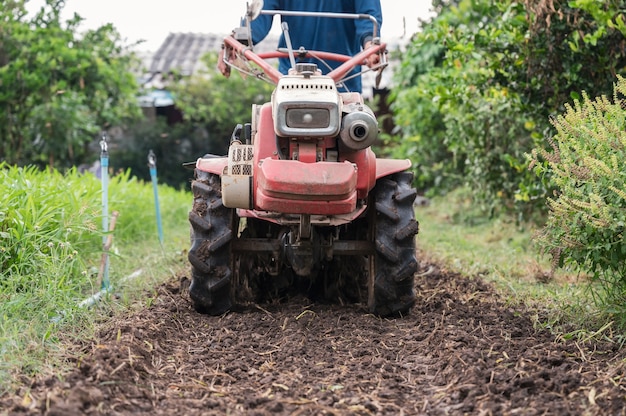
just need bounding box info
[250,0,383,93]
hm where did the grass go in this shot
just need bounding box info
[0,164,191,393]
[413,187,620,341]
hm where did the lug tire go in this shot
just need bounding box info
[370,172,419,317]
[187,170,235,315]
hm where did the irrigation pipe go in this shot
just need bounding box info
[52,267,143,322]
[49,268,143,321]
[148,150,164,245]
[100,133,111,289]
[78,269,144,309]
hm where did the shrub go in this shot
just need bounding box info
[390,0,626,218]
[528,76,626,316]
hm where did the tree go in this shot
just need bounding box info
[390,0,626,217]
[0,0,142,169]
[168,52,274,153]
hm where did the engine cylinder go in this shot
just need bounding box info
[339,104,378,150]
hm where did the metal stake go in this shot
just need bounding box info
[100,132,110,290]
[148,150,164,245]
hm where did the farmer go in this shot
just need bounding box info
[218,0,383,93]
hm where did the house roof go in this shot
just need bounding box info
[149,33,224,76]
[137,32,280,106]
[145,32,280,76]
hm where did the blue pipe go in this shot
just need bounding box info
[100,134,110,289]
[148,150,164,245]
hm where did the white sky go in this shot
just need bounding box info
[26,0,435,51]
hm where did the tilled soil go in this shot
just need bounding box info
[2,260,626,415]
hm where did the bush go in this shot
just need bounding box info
[389,0,626,218]
[529,76,626,318]
[390,0,546,214]
[387,39,460,194]
[110,119,214,190]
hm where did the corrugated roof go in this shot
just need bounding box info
[146,32,280,76]
[138,32,281,106]
[149,33,223,75]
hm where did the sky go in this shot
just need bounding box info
[26,0,435,51]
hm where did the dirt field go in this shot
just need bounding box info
[2,258,626,415]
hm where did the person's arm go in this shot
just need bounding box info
[250,0,280,44]
[355,0,382,48]
[218,0,281,77]
[355,0,383,68]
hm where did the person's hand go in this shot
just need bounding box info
[363,41,380,68]
[217,46,235,77]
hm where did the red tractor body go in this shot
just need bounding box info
[187,6,419,317]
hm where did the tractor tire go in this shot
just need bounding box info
[187,170,235,315]
[369,172,419,317]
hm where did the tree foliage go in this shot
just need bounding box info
[110,119,212,190]
[0,0,142,169]
[389,0,626,216]
[168,52,275,149]
[522,0,626,112]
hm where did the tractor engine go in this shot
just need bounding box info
[221,62,378,212]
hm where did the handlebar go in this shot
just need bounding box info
[222,35,388,86]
